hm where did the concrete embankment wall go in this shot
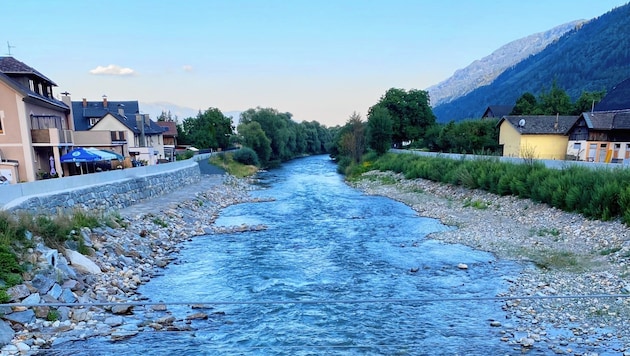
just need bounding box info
[0,154,212,215]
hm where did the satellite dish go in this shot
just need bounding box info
[518,119,526,127]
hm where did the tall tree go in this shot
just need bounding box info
[370,88,435,147]
[536,81,572,115]
[237,121,272,164]
[511,92,537,115]
[339,112,366,163]
[572,90,607,114]
[367,105,393,155]
[178,108,233,150]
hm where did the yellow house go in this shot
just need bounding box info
[497,115,579,160]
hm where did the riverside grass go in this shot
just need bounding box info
[354,152,630,225]
[0,210,107,302]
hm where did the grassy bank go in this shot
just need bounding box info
[0,210,121,302]
[351,152,630,225]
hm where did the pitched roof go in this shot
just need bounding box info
[0,57,68,112]
[594,78,630,111]
[155,121,178,137]
[581,110,630,130]
[498,115,579,135]
[482,105,514,118]
[72,99,164,135]
[0,56,57,85]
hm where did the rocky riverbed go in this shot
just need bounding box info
[2,171,630,355]
[0,175,269,355]
[351,170,630,355]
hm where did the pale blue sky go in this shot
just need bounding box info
[2,0,627,126]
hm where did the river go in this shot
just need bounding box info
[60,155,525,355]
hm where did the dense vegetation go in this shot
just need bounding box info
[432,3,630,122]
[169,106,335,168]
[356,153,630,225]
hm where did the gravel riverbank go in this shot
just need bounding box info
[351,170,630,355]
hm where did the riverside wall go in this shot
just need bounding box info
[0,154,212,215]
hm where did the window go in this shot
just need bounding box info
[573,142,581,150]
[0,110,4,134]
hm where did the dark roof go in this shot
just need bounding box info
[0,56,57,85]
[482,105,514,118]
[72,99,164,135]
[498,115,579,135]
[594,78,630,111]
[156,121,178,137]
[0,57,69,112]
[581,110,630,130]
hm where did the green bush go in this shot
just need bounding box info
[232,147,260,166]
[363,152,630,225]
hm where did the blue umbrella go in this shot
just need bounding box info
[60,148,102,163]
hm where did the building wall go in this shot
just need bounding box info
[520,135,569,160]
[498,121,522,157]
[0,81,29,182]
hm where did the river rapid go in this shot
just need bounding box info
[67,155,525,355]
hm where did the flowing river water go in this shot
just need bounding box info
[63,155,528,355]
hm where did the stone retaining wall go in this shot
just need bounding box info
[7,163,201,216]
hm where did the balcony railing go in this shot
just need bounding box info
[31,128,74,144]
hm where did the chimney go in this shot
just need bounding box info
[82,98,87,107]
[144,114,150,126]
[117,104,125,116]
[136,114,146,147]
[102,95,108,108]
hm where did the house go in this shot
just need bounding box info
[566,110,630,163]
[497,115,579,160]
[155,121,177,161]
[71,98,165,165]
[482,105,514,119]
[0,57,74,183]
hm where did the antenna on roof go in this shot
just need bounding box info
[518,119,526,127]
[6,41,16,56]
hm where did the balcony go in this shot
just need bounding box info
[31,128,74,145]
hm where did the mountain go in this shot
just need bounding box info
[432,3,630,123]
[427,20,583,107]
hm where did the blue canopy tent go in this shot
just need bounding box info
[60,148,102,163]
[60,148,105,175]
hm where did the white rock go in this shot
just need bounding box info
[65,250,102,274]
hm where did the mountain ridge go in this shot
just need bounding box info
[432,3,630,122]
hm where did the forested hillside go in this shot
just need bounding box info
[432,3,630,123]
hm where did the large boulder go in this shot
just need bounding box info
[0,320,15,346]
[64,250,101,274]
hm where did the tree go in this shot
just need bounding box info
[536,81,572,115]
[157,110,176,122]
[178,108,233,150]
[511,92,537,115]
[339,112,366,163]
[237,121,272,165]
[370,88,435,147]
[367,105,393,155]
[572,90,607,114]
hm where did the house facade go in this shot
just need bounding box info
[497,115,578,160]
[566,110,630,163]
[0,57,74,183]
[155,121,177,161]
[71,98,165,165]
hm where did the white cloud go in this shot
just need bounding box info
[89,64,136,76]
[182,65,193,72]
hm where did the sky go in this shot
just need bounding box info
[1,0,628,127]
